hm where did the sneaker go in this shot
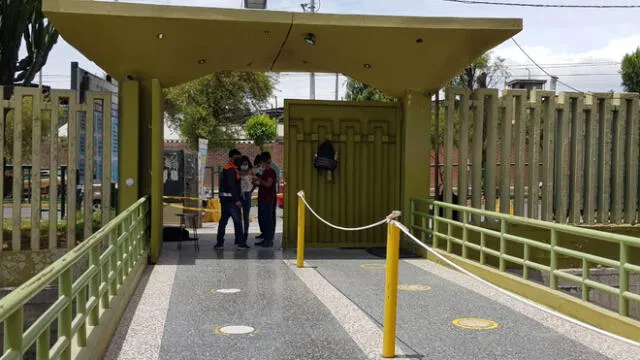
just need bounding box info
[256,233,264,239]
[214,244,224,249]
[255,241,265,246]
[237,244,250,250]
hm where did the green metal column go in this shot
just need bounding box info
[138,79,164,263]
[118,81,140,212]
[401,91,431,234]
[150,79,164,263]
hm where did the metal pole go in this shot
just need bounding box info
[382,220,400,358]
[297,191,306,268]
[335,73,339,100]
[309,0,316,100]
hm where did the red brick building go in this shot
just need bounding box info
[164,139,284,190]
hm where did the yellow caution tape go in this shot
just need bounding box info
[163,195,259,201]
[163,196,210,202]
[163,202,217,213]
[163,202,252,222]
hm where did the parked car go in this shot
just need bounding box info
[78,182,105,211]
[23,170,62,197]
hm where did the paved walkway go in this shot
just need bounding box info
[105,224,640,360]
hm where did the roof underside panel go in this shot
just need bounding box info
[43,0,522,96]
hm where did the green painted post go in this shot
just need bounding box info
[619,243,629,316]
[410,200,415,237]
[462,211,469,258]
[550,229,558,290]
[89,244,100,326]
[527,99,541,219]
[420,214,427,243]
[433,205,439,249]
[59,268,73,360]
[499,218,506,272]
[458,93,470,209]
[581,259,590,302]
[117,223,125,286]
[471,95,484,224]
[446,219,452,253]
[126,213,134,275]
[77,288,87,347]
[4,307,24,357]
[485,90,499,215]
[541,93,556,222]
[523,243,530,280]
[109,228,118,299]
[500,94,513,215]
[480,231,486,265]
[611,105,625,224]
[36,329,50,360]
[584,106,597,224]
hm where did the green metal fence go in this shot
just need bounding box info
[411,198,640,319]
[0,196,148,360]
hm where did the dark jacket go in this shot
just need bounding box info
[219,162,241,203]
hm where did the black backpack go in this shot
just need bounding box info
[313,140,338,171]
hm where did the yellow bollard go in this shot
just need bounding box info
[382,220,401,358]
[297,191,305,268]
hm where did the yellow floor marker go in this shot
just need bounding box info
[398,284,432,291]
[452,318,499,330]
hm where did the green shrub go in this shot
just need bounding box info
[2,211,109,250]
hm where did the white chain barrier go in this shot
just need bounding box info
[297,191,399,231]
[297,188,640,348]
[391,220,640,349]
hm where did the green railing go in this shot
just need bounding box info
[0,197,149,360]
[411,198,640,319]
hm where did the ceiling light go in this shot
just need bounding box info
[416,38,423,43]
[198,59,206,65]
[363,63,372,69]
[157,33,165,39]
[304,33,316,46]
[244,0,267,9]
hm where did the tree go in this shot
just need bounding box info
[164,72,275,149]
[344,79,396,102]
[448,52,510,91]
[0,0,59,87]
[621,47,640,93]
[244,114,277,150]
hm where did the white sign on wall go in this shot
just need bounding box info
[198,138,208,199]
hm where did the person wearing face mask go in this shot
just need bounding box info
[238,155,255,244]
[253,154,265,239]
[253,157,276,247]
[215,149,248,250]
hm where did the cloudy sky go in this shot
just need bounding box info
[39,0,640,137]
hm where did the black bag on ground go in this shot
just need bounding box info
[313,140,338,171]
[163,226,189,242]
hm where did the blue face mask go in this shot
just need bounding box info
[256,168,264,175]
[240,165,249,171]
